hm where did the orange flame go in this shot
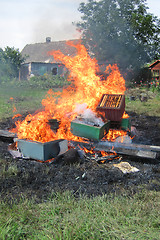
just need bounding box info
[79,146,116,158]
[105,129,128,142]
[12,114,22,119]
[12,42,127,142]
[122,112,129,119]
[80,146,95,155]
[10,97,17,113]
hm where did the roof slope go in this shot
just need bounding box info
[148,60,160,68]
[21,39,80,64]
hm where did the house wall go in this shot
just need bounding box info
[19,63,30,80]
[150,62,160,81]
[30,62,60,76]
[19,62,65,80]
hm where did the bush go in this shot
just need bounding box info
[0,61,17,84]
[29,73,70,89]
[149,81,160,92]
[0,73,70,89]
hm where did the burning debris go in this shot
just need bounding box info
[71,120,110,141]
[97,94,125,121]
[11,42,127,143]
[77,145,120,164]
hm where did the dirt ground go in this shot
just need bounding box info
[0,112,160,202]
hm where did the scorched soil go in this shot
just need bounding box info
[0,112,160,202]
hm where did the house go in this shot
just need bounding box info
[19,37,80,80]
[148,60,160,81]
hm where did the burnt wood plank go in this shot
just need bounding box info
[0,130,17,142]
[70,141,160,160]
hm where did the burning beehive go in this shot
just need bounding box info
[71,120,110,141]
[97,94,125,122]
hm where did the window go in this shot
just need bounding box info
[153,70,159,77]
[52,67,57,75]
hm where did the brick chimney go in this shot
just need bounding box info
[46,37,51,43]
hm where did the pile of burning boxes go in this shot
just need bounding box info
[71,94,130,141]
[15,94,130,161]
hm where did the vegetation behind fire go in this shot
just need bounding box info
[77,0,160,80]
[0,47,25,82]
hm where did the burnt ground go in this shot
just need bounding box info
[0,112,160,202]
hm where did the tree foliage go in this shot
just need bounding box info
[0,47,26,81]
[3,47,26,71]
[77,0,160,75]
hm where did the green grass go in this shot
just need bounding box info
[0,190,159,240]
[0,82,160,122]
[125,94,160,117]
[0,82,62,121]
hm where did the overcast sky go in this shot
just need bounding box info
[0,0,159,50]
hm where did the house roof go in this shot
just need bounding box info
[21,39,80,64]
[148,60,160,69]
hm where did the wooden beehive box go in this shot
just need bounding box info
[97,94,125,121]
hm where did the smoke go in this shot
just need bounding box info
[31,1,82,44]
[74,103,104,126]
[32,21,80,43]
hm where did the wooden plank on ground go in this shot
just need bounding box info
[0,130,17,142]
[70,141,160,160]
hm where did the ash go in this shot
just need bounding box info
[74,103,104,126]
[74,116,104,127]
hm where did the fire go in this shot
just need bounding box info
[79,146,116,159]
[81,146,95,155]
[105,129,127,142]
[12,42,127,142]
[122,112,129,119]
[12,114,22,119]
[10,97,19,115]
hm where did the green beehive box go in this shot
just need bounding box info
[121,118,131,131]
[71,120,110,141]
[17,139,68,161]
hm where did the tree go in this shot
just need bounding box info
[0,47,26,82]
[76,0,160,77]
[3,46,26,77]
[0,48,14,81]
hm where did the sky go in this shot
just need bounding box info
[0,0,159,51]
